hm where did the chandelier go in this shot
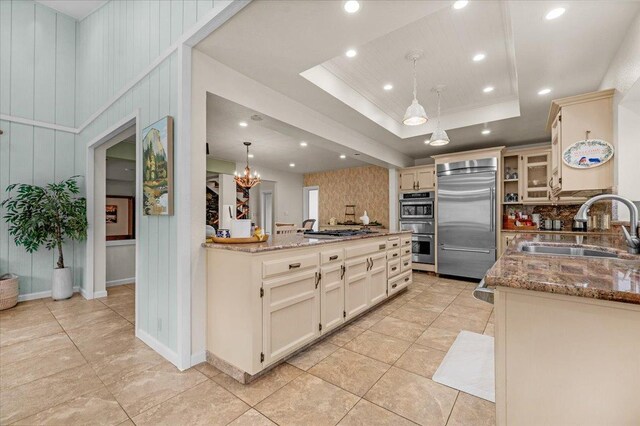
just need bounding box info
[234,142,261,189]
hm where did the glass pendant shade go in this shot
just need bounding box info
[428,128,450,146]
[403,99,428,126]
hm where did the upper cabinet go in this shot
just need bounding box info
[502,148,551,204]
[547,89,615,197]
[399,166,435,192]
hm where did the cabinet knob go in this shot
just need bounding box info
[392,283,397,289]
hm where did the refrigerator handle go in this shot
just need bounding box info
[490,187,495,232]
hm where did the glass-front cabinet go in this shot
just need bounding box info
[522,151,550,202]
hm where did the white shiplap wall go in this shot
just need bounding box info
[74,0,216,354]
[1,0,218,354]
[0,1,78,296]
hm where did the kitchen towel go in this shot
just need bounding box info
[432,330,495,402]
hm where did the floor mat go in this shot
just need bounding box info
[432,330,495,402]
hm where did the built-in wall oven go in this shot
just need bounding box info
[400,192,435,265]
[399,192,434,221]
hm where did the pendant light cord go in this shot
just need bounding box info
[412,58,418,101]
[437,89,442,126]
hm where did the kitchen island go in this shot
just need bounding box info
[202,230,413,383]
[485,233,640,425]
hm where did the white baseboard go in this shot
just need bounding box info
[18,286,80,302]
[93,290,108,298]
[80,287,92,300]
[106,278,135,287]
[136,328,181,369]
[191,351,206,366]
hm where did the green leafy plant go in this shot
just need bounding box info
[2,176,88,269]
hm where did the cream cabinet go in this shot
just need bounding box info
[320,262,345,334]
[522,151,550,202]
[500,232,517,257]
[548,89,614,197]
[399,166,435,192]
[344,256,370,320]
[369,252,387,305]
[205,232,413,379]
[262,270,320,365]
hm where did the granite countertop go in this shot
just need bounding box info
[504,229,617,235]
[202,230,412,254]
[485,233,640,305]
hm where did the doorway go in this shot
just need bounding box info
[261,190,274,234]
[86,113,139,331]
[303,186,320,231]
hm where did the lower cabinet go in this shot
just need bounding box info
[369,252,387,305]
[344,256,370,320]
[262,269,320,365]
[320,262,345,334]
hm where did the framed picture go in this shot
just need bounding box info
[142,116,173,215]
[106,196,135,240]
[106,205,118,223]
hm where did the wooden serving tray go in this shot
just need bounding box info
[208,235,269,244]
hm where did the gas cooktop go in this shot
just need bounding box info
[303,229,376,239]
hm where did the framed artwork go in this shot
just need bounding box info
[142,116,173,215]
[106,196,135,240]
[106,205,118,223]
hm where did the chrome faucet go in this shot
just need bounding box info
[575,194,639,254]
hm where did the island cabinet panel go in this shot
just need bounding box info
[262,269,320,366]
[320,262,345,333]
[344,256,370,320]
[369,252,388,305]
[262,253,319,279]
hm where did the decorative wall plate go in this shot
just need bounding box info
[562,139,614,169]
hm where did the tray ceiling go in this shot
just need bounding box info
[302,1,519,139]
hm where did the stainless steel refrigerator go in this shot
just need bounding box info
[437,158,497,280]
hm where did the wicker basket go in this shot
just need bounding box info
[0,274,19,311]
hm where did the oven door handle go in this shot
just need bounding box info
[413,235,433,241]
[440,245,490,254]
[400,200,433,206]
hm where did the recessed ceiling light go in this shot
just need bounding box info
[299,141,308,147]
[289,163,295,168]
[473,53,486,62]
[344,1,360,13]
[340,154,346,159]
[453,1,468,10]
[345,49,357,58]
[248,154,254,158]
[383,83,393,91]
[545,7,565,20]
[482,129,491,135]
[238,121,248,127]
[483,86,494,93]
[538,88,552,95]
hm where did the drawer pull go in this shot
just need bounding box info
[329,255,338,261]
[404,262,409,266]
[393,253,398,257]
[392,283,397,288]
[379,244,386,250]
[392,243,398,247]
[391,267,397,271]
[404,277,410,282]
[289,263,301,269]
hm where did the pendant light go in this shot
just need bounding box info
[234,142,261,188]
[403,51,428,126]
[427,86,450,146]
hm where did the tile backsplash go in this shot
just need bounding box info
[304,166,389,228]
[504,201,612,231]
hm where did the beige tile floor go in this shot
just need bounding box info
[0,274,495,425]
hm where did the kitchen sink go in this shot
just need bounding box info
[519,245,619,259]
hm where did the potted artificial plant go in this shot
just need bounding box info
[2,176,88,300]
